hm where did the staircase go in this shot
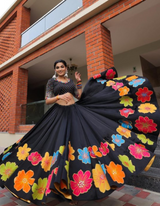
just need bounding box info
[127,138,160,192]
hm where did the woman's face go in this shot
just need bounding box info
[55,62,67,77]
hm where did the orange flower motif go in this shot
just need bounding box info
[14,170,35,193]
[92,164,110,193]
[41,152,52,172]
[118,86,130,96]
[88,145,102,158]
[68,141,75,161]
[116,126,131,138]
[126,75,138,81]
[105,162,125,184]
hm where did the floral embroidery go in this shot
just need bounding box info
[116,126,131,138]
[51,151,59,166]
[136,87,153,103]
[118,120,133,129]
[100,163,106,174]
[126,75,138,81]
[128,143,150,159]
[106,80,115,87]
[65,161,70,188]
[70,170,92,196]
[32,178,47,200]
[119,96,133,107]
[118,155,135,173]
[59,145,65,155]
[92,164,110,193]
[3,146,12,155]
[16,138,23,144]
[68,141,75,161]
[99,142,109,156]
[45,170,54,195]
[0,162,18,181]
[14,170,35,193]
[119,108,135,118]
[138,103,157,114]
[88,146,102,158]
[136,134,154,145]
[96,78,106,84]
[78,148,91,164]
[41,152,52,172]
[129,78,145,87]
[118,86,130,96]
[113,76,126,80]
[27,152,42,166]
[112,82,124,90]
[106,69,116,79]
[2,152,11,161]
[17,144,31,161]
[111,134,125,146]
[93,73,101,79]
[105,162,125,184]
[53,167,59,175]
[135,116,157,133]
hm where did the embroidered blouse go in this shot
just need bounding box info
[45,78,78,99]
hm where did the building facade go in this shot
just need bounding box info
[0,0,160,145]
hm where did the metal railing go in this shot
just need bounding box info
[20,100,53,125]
[21,0,83,47]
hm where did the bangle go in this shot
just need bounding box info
[56,95,59,101]
[77,80,82,83]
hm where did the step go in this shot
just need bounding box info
[152,149,160,168]
[127,167,160,193]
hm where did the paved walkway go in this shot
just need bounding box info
[0,184,160,206]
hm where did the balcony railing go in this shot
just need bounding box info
[21,0,83,47]
[20,100,53,125]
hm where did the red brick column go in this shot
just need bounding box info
[14,6,30,52]
[83,0,99,8]
[9,67,28,133]
[85,24,114,79]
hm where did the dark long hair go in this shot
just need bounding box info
[54,59,67,69]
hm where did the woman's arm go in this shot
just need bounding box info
[46,94,72,105]
[75,71,82,99]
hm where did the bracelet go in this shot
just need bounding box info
[56,95,59,101]
[77,80,82,83]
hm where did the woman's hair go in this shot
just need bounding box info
[54,59,67,69]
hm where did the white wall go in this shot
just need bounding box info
[114,39,160,76]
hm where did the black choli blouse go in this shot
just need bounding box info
[45,78,78,99]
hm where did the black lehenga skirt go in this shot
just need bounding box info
[0,68,160,205]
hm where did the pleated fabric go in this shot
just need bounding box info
[0,68,160,205]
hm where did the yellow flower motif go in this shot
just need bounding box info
[106,80,115,87]
[118,86,130,96]
[126,75,138,81]
[17,144,31,161]
[113,76,126,80]
[59,145,65,155]
[68,141,75,161]
[92,164,110,193]
[138,103,157,114]
[116,126,131,138]
[106,141,115,151]
[120,96,133,107]
[41,152,52,172]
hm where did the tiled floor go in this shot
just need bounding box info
[0,185,160,206]
[0,148,160,206]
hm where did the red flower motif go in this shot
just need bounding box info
[93,73,101,79]
[119,108,134,118]
[70,170,92,196]
[106,69,116,79]
[99,142,109,156]
[27,152,42,166]
[136,87,153,103]
[128,143,150,159]
[135,116,157,133]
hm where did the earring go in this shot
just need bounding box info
[64,70,68,78]
[52,71,56,79]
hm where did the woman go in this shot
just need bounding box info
[0,59,160,206]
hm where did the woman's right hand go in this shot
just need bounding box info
[58,93,72,104]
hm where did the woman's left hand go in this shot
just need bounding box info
[75,71,81,81]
